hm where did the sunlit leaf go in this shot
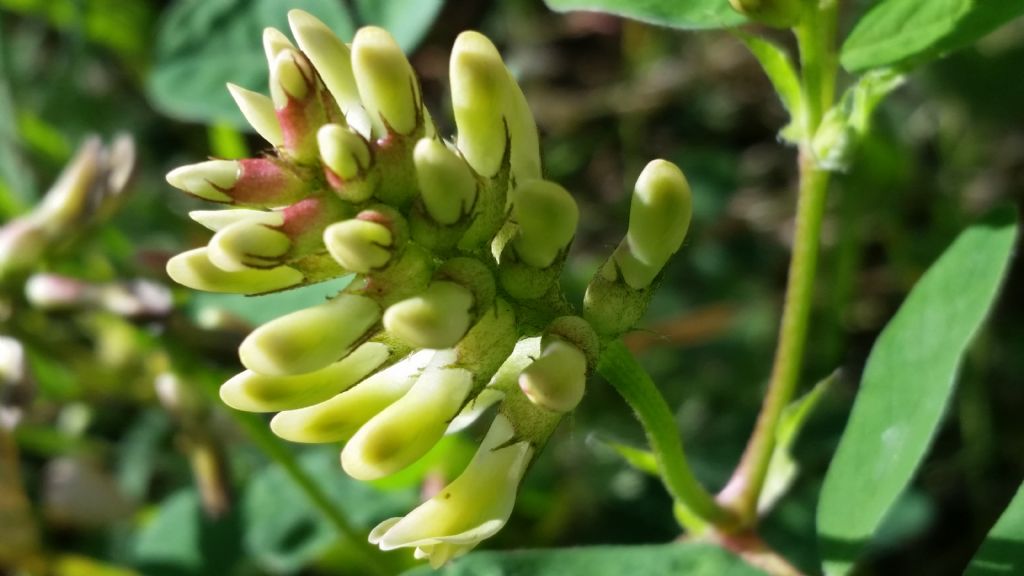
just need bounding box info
[841,0,1024,72]
[543,0,745,30]
[965,481,1024,576]
[817,210,1019,576]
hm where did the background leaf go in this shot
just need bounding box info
[543,0,745,30]
[243,447,416,573]
[403,543,766,575]
[147,0,355,128]
[353,0,446,52]
[965,480,1024,576]
[841,0,1024,72]
[132,489,243,576]
[816,211,1019,575]
[147,0,445,128]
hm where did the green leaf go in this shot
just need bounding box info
[759,371,835,514]
[243,447,416,574]
[132,489,242,576]
[736,33,803,142]
[965,481,1024,576]
[543,0,746,30]
[589,434,661,476]
[353,0,446,52]
[841,0,1024,72]
[148,0,355,128]
[817,211,1019,576]
[403,543,766,575]
[148,0,446,128]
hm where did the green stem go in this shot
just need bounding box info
[719,2,838,524]
[598,339,734,531]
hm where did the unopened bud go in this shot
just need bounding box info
[239,293,381,376]
[271,349,435,443]
[352,27,421,136]
[505,75,541,181]
[383,281,474,349]
[323,219,393,273]
[167,159,303,207]
[318,124,371,183]
[189,209,284,232]
[207,219,291,272]
[221,342,389,412]
[166,247,303,294]
[288,10,362,114]
[227,83,283,147]
[451,31,509,178]
[341,366,472,480]
[509,179,579,269]
[413,138,477,225]
[518,339,587,413]
[270,50,313,109]
[617,159,692,289]
[263,27,296,65]
[166,160,238,203]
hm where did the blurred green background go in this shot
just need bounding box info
[1,0,1022,574]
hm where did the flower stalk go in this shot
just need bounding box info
[719,0,840,525]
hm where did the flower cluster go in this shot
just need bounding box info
[165,10,692,567]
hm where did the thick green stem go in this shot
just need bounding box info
[719,1,838,524]
[599,339,735,531]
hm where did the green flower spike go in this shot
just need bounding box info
[164,11,696,567]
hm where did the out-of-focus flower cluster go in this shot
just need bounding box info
[165,10,693,567]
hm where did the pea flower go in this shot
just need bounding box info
[164,9,692,566]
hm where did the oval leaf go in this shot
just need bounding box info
[544,0,746,30]
[841,0,1024,72]
[147,0,445,127]
[403,543,766,575]
[147,0,355,128]
[965,480,1024,576]
[817,211,1019,576]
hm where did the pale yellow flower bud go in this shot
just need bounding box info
[188,209,284,232]
[369,414,532,567]
[270,349,435,443]
[413,138,477,225]
[352,26,421,136]
[450,31,508,178]
[165,160,238,203]
[317,124,371,181]
[288,9,362,114]
[383,281,474,349]
[221,342,389,412]
[518,339,587,413]
[165,247,302,294]
[323,219,393,273]
[207,219,291,272]
[616,159,693,289]
[227,83,283,147]
[269,50,313,109]
[341,366,472,480]
[239,294,380,376]
[509,179,579,268]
